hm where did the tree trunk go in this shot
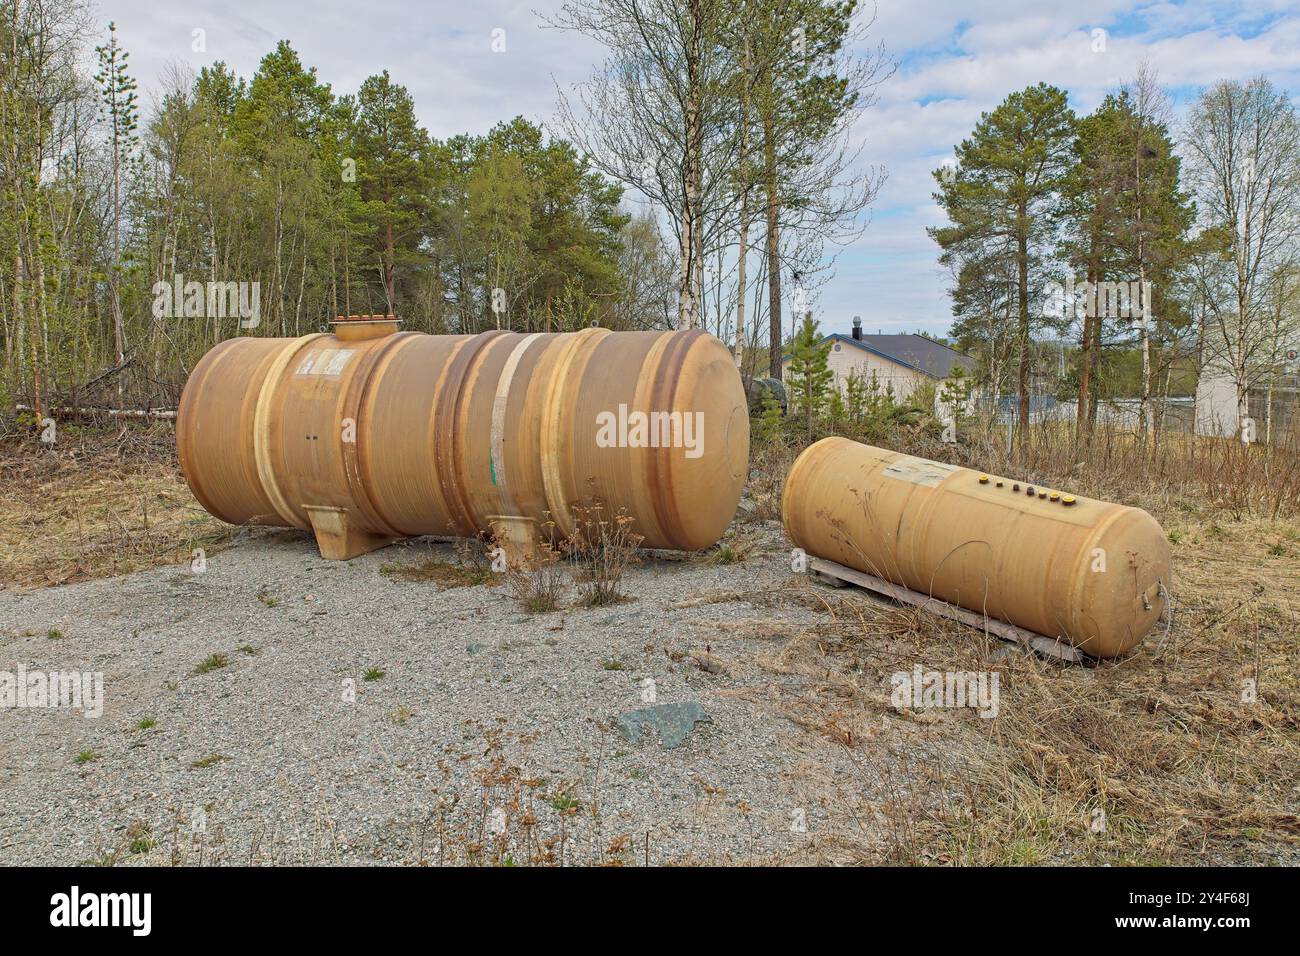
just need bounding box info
[1138,282,1151,445]
[384,219,396,309]
[677,203,694,329]
[736,215,749,369]
[1015,206,1030,432]
[764,114,781,381]
[1077,259,1097,442]
[110,119,126,402]
[1088,308,1101,430]
[734,27,751,370]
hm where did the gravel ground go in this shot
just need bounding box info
[0,524,894,866]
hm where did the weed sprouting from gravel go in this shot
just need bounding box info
[505,542,566,613]
[135,716,157,731]
[564,501,641,608]
[190,754,226,769]
[194,653,229,675]
[126,822,154,855]
[547,793,581,814]
[702,531,757,566]
[74,749,99,764]
[363,667,384,681]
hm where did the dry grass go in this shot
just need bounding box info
[739,442,796,525]
[933,515,1299,865]
[714,517,1297,865]
[382,559,493,588]
[0,424,233,590]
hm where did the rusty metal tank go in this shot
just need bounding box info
[782,437,1170,657]
[177,319,749,560]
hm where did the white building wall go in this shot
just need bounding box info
[1195,372,1239,438]
[784,342,931,401]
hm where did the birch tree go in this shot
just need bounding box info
[1184,77,1300,437]
[548,0,738,330]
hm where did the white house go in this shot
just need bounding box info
[781,318,978,404]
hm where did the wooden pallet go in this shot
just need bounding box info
[807,556,1087,664]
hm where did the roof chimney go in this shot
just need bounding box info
[852,316,862,341]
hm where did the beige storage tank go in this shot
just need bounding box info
[782,437,1170,657]
[177,319,749,560]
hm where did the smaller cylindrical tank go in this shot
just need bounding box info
[782,438,1170,657]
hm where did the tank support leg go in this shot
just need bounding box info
[303,505,397,560]
[488,515,540,570]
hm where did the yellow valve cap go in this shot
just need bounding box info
[1049,492,1060,501]
[978,475,989,484]
[1062,495,1077,506]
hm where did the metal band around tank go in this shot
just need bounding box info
[540,327,610,539]
[643,329,705,548]
[490,333,544,514]
[342,331,419,537]
[432,330,508,534]
[252,334,326,529]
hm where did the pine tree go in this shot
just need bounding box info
[785,313,833,442]
[94,21,139,390]
[843,369,867,431]
[937,364,974,437]
[351,71,429,311]
[1064,73,1195,442]
[753,391,787,446]
[748,0,886,381]
[930,84,1076,432]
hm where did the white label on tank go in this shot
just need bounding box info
[296,349,355,377]
[882,457,958,488]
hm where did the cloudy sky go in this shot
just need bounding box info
[102,0,1300,337]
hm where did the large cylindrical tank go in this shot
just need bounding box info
[782,437,1170,657]
[177,321,749,558]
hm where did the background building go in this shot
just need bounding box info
[781,317,977,402]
